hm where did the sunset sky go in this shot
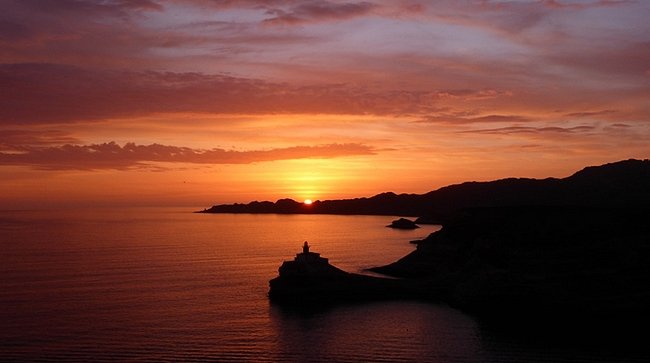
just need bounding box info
[1,0,649,208]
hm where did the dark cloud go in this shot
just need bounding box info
[0,141,375,170]
[0,20,35,41]
[543,0,631,10]
[8,0,163,18]
[565,110,617,118]
[545,42,650,79]
[471,115,531,123]
[0,0,167,69]
[0,63,511,124]
[461,125,596,135]
[0,129,80,147]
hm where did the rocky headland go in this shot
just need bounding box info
[269,243,436,304]
[265,159,650,331]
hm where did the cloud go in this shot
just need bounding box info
[8,0,163,19]
[565,110,617,118]
[545,42,650,80]
[0,0,169,70]
[0,129,81,147]
[418,114,531,125]
[461,125,596,135]
[425,0,636,40]
[0,63,515,124]
[263,1,378,25]
[0,141,376,170]
[1,1,647,133]
[542,0,631,10]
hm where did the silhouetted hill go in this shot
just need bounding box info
[370,205,650,328]
[199,159,650,218]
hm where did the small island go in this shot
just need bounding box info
[386,217,419,229]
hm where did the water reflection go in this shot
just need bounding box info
[270,301,482,362]
[3,209,648,362]
[270,300,650,363]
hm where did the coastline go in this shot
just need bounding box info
[269,205,650,334]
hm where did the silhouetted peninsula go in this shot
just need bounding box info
[269,242,433,304]
[199,159,650,220]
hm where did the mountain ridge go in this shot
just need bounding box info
[199,158,650,218]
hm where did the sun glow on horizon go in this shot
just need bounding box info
[1,2,648,210]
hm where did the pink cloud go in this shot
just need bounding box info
[10,0,162,18]
[1,63,514,124]
[418,114,532,125]
[0,129,81,147]
[263,1,377,25]
[1,1,648,136]
[565,110,617,118]
[0,141,376,170]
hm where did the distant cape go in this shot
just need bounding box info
[198,159,650,219]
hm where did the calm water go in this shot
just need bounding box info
[0,208,647,362]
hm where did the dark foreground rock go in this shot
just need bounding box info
[371,206,650,325]
[269,243,439,304]
[269,206,650,354]
[270,207,650,324]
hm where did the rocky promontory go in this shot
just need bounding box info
[371,206,650,324]
[269,242,436,304]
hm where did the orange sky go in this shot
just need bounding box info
[1,0,649,209]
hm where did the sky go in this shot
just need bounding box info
[1,0,649,209]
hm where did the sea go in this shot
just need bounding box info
[1,207,647,362]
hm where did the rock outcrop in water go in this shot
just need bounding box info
[386,218,419,229]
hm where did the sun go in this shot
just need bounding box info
[303,199,313,205]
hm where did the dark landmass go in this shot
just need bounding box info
[386,217,419,229]
[371,206,650,322]
[413,215,441,224]
[200,159,650,220]
[268,159,650,338]
[270,205,650,349]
